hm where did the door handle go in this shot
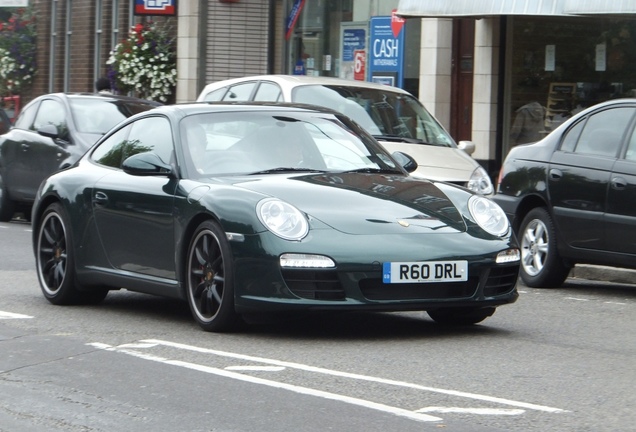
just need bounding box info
[549,168,562,180]
[93,191,108,205]
[611,176,627,190]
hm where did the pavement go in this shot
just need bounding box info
[569,264,636,285]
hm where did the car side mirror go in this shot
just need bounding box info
[122,152,174,177]
[391,151,418,173]
[457,140,476,155]
[37,124,60,139]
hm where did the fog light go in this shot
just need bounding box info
[496,248,520,264]
[280,254,335,268]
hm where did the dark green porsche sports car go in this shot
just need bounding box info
[32,102,520,332]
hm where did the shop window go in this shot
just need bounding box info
[507,16,636,153]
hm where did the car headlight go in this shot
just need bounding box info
[467,166,494,196]
[257,198,308,241]
[468,195,509,236]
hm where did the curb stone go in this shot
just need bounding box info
[569,264,636,285]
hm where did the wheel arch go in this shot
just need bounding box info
[512,193,549,233]
[31,195,63,252]
[176,211,224,298]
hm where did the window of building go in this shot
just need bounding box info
[506,16,636,154]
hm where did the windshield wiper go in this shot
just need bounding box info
[340,167,402,174]
[248,167,326,175]
[373,135,433,145]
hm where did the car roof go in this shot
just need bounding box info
[142,101,344,117]
[199,74,412,96]
[36,92,162,105]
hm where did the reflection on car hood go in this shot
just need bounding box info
[233,173,466,235]
[377,141,477,182]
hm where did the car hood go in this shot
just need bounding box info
[231,173,466,235]
[377,141,477,183]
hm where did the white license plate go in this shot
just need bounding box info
[382,261,468,284]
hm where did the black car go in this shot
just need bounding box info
[0,93,160,221]
[32,102,519,332]
[494,99,636,287]
[0,106,11,135]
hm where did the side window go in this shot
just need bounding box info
[253,82,282,102]
[91,124,133,168]
[574,107,635,157]
[559,119,585,152]
[32,99,69,140]
[625,128,636,162]
[127,116,174,164]
[13,102,38,130]
[202,87,228,102]
[222,82,256,101]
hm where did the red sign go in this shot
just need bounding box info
[391,9,405,38]
[134,0,177,16]
[354,50,366,81]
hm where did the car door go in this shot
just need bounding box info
[548,106,635,251]
[605,120,636,254]
[91,116,178,280]
[2,98,71,201]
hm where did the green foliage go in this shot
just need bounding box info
[107,21,177,102]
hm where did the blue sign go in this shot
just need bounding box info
[368,16,405,88]
[342,29,365,62]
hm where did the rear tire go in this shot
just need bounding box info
[518,207,570,288]
[428,307,496,325]
[0,174,15,222]
[36,203,108,305]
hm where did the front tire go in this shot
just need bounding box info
[36,203,108,304]
[518,207,570,288]
[428,307,496,325]
[186,220,242,332]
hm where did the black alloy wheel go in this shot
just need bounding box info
[518,207,570,288]
[36,203,108,304]
[186,220,242,332]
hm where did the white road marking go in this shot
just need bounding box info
[225,365,286,372]
[565,297,589,301]
[0,311,33,319]
[604,301,627,305]
[87,342,442,423]
[417,407,525,416]
[89,339,567,414]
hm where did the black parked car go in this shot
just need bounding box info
[0,93,160,221]
[0,106,11,135]
[494,99,636,287]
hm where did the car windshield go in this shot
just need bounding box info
[291,85,455,147]
[181,110,404,177]
[70,97,158,135]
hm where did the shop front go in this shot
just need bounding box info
[397,0,636,166]
[281,0,422,97]
[508,15,636,151]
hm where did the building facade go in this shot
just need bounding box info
[11,0,636,175]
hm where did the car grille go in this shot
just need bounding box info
[359,277,479,300]
[281,269,345,300]
[282,264,519,302]
[483,265,520,296]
